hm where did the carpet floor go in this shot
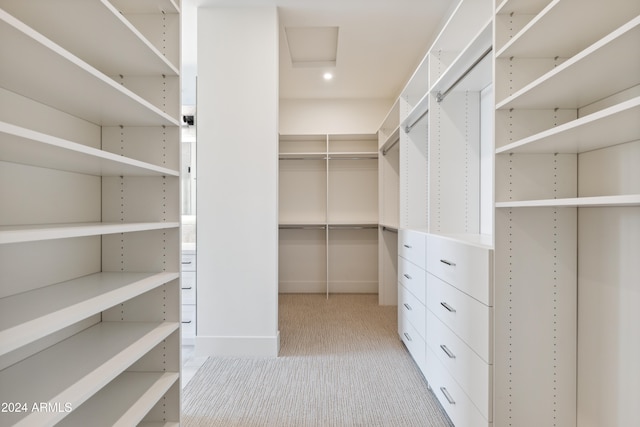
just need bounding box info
[182,294,454,426]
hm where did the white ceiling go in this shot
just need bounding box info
[185,0,454,101]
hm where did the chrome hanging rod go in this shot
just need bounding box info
[279,157,326,160]
[327,156,377,160]
[279,225,327,230]
[381,226,398,233]
[404,108,429,134]
[436,46,493,103]
[328,225,378,230]
[382,137,400,156]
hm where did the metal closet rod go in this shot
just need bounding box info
[405,108,429,134]
[436,46,493,103]
[381,226,398,233]
[279,225,327,229]
[279,156,377,160]
[382,137,399,156]
[328,225,378,230]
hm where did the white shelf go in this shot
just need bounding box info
[496,0,551,14]
[0,121,179,177]
[0,321,178,427]
[59,372,179,427]
[496,96,640,154]
[496,16,640,109]
[430,20,493,97]
[0,222,180,245]
[496,195,640,208]
[108,0,180,14]
[0,272,179,357]
[0,0,179,76]
[430,0,492,53]
[0,9,179,127]
[496,0,640,58]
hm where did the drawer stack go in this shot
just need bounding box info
[181,249,197,345]
[425,234,493,426]
[397,229,428,373]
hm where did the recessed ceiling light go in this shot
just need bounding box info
[323,72,333,80]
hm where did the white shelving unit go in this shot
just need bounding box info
[0,0,181,425]
[279,134,378,297]
[494,0,640,425]
[378,101,400,305]
[390,0,496,425]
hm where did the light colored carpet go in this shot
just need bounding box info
[182,294,454,426]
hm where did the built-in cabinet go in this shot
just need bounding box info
[388,0,639,425]
[494,0,640,425]
[389,0,495,425]
[278,134,379,297]
[0,1,181,425]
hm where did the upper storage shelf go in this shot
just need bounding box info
[0,272,179,358]
[496,96,640,154]
[0,121,179,177]
[496,16,640,109]
[0,9,179,126]
[0,0,180,75]
[496,0,640,58]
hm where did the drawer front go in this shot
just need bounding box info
[399,314,426,374]
[426,235,492,305]
[399,229,427,269]
[182,304,196,338]
[426,346,490,427]
[398,257,426,304]
[427,272,492,362]
[427,310,492,421]
[181,252,196,272]
[181,271,197,305]
[400,284,426,340]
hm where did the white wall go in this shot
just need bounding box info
[280,98,393,135]
[196,6,279,357]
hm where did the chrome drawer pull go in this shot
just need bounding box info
[440,302,456,313]
[440,259,456,267]
[181,261,193,264]
[440,344,456,359]
[403,244,412,248]
[403,303,412,311]
[440,387,455,405]
[182,320,192,324]
[181,286,193,290]
[403,332,412,342]
[403,273,412,280]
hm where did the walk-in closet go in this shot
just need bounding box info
[1,0,638,425]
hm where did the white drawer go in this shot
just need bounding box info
[399,229,427,269]
[400,284,426,340]
[399,312,426,374]
[181,304,196,338]
[181,271,196,305]
[427,272,492,362]
[426,346,490,427]
[181,252,196,272]
[426,234,493,306]
[427,310,492,421]
[398,257,426,304]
